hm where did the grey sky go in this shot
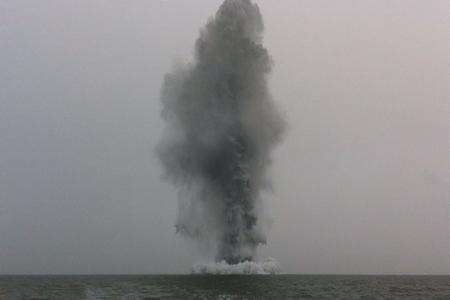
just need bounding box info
[0,0,449,274]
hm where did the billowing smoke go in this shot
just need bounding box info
[157,0,285,265]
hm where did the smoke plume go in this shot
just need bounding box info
[157,0,285,265]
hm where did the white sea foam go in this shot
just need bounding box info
[191,258,281,275]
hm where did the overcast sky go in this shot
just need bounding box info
[1,0,449,274]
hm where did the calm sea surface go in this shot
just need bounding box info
[0,275,449,299]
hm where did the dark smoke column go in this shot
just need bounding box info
[157,0,285,265]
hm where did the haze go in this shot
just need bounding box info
[1,0,449,274]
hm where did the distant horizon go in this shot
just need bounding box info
[1,273,450,276]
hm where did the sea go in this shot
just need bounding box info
[0,275,449,299]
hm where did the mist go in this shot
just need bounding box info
[0,0,449,274]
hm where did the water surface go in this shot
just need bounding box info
[0,275,449,299]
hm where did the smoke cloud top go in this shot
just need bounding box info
[157,0,285,265]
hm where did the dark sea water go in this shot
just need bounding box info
[0,275,449,299]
